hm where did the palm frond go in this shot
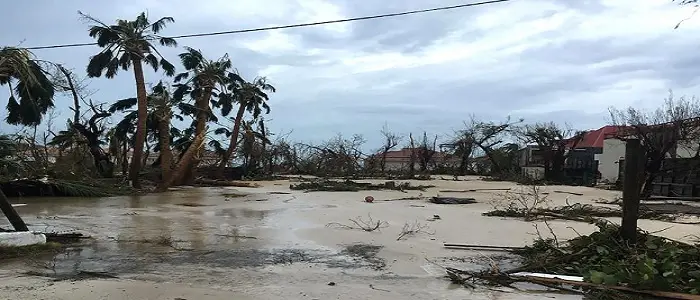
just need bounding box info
[151,16,175,33]
[109,97,138,112]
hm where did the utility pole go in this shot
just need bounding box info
[621,139,642,243]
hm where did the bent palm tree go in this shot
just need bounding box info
[0,47,55,126]
[172,47,235,184]
[81,11,177,188]
[217,76,275,174]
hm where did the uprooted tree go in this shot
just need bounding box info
[609,91,700,198]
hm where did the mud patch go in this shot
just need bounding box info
[338,244,386,270]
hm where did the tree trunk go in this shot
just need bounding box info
[156,97,174,190]
[128,58,148,189]
[159,127,207,191]
[0,188,28,231]
[217,104,246,175]
[57,65,80,124]
[182,87,213,184]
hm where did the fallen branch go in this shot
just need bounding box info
[429,197,476,205]
[397,220,432,240]
[553,190,584,196]
[195,178,260,188]
[439,188,511,193]
[443,243,525,251]
[326,215,389,232]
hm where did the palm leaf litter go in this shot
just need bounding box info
[0,178,135,197]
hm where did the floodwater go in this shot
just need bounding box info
[0,178,692,299]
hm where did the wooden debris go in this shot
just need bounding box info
[443,243,524,251]
[439,188,511,193]
[195,178,260,188]
[553,190,584,196]
[429,197,476,205]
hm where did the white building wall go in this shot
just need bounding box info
[599,138,626,183]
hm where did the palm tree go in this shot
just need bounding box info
[81,11,177,188]
[217,76,275,174]
[172,47,235,184]
[109,82,185,182]
[0,47,55,126]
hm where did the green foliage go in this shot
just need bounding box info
[82,11,177,78]
[0,47,55,126]
[515,222,700,294]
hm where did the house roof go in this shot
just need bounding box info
[567,125,622,148]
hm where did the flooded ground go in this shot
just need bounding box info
[0,177,697,299]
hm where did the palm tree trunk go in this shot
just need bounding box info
[156,99,173,190]
[129,58,148,189]
[0,188,28,231]
[218,104,246,176]
[183,87,213,184]
[159,127,207,191]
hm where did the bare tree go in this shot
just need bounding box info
[454,116,522,175]
[378,123,402,174]
[407,133,417,177]
[417,132,438,173]
[51,65,94,125]
[609,91,700,197]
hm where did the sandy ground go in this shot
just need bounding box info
[0,176,697,299]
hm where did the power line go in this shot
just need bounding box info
[25,0,513,50]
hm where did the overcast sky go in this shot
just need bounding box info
[2,0,700,148]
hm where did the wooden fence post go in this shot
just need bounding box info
[621,139,642,243]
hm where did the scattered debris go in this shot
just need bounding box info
[222,193,247,198]
[327,282,336,286]
[195,179,260,188]
[215,234,257,240]
[408,204,426,208]
[364,196,375,203]
[268,191,291,195]
[483,201,676,222]
[553,190,584,196]
[444,221,700,298]
[439,188,511,193]
[45,232,90,244]
[429,197,476,205]
[290,179,433,192]
[369,284,391,292]
[340,244,386,270]
[443,243,524,252]
[326,215,389,232]
[177,203,213,207]
[396,220,432,241]
[431,215,441,220]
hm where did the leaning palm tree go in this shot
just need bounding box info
[172,47,236,184]
[217,76,275,174]
[0,47,55,126]
[81,11,177,188]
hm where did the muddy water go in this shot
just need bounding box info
[1,185,584,299]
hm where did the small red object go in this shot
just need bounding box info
[364,196,374,203]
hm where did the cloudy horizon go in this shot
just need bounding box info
[2,0,700,149]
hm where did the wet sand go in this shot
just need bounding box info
[0,176,696,299]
